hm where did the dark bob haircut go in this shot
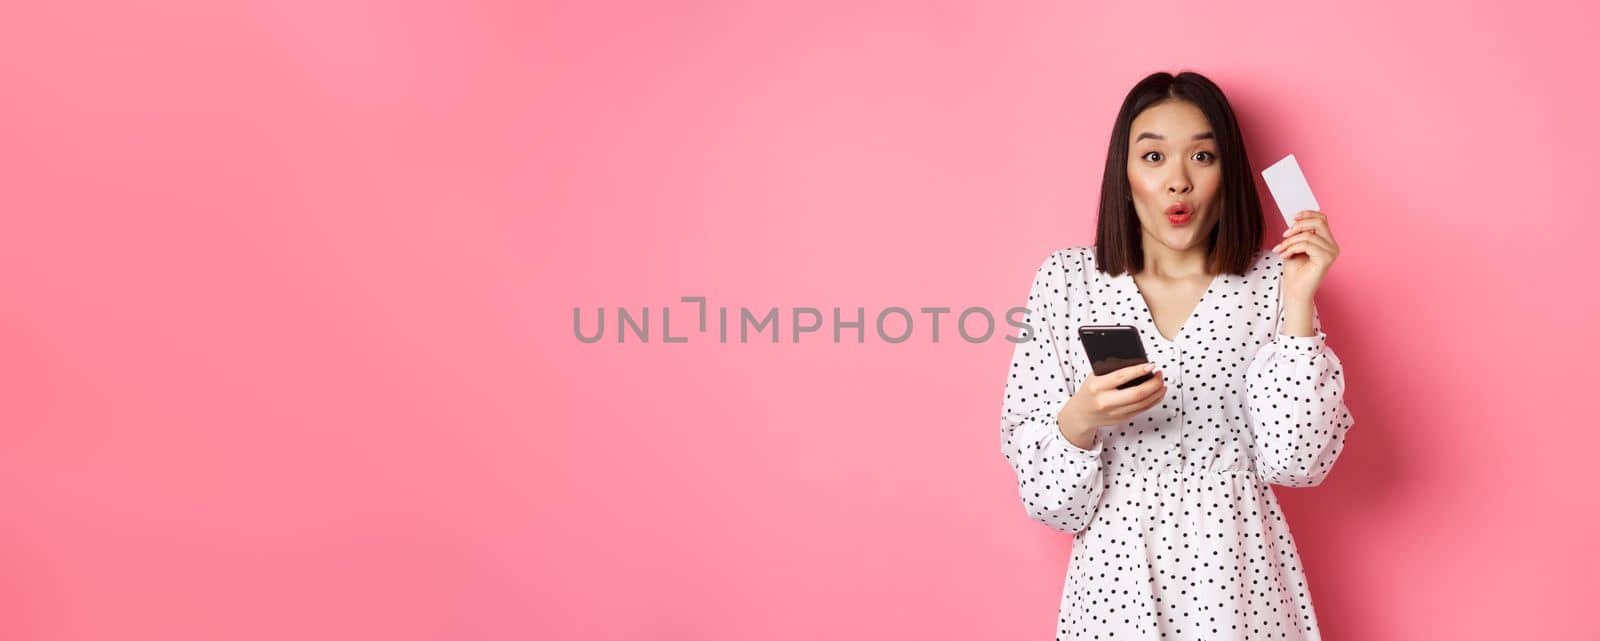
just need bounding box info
[1093,71,1264,277]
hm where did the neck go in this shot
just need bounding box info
[1138,234,1210,280]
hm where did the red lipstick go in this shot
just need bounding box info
[1165,202,1193,225]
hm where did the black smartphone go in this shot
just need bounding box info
[1076,325,1153,390]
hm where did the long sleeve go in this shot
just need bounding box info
[1243,278,1356,488]
[999,250,1107,535]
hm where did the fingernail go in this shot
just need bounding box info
[1146,363,1156,373]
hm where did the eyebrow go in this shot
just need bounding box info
[1135,131,1215,142]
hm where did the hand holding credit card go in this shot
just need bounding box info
[1261,154,1320,227]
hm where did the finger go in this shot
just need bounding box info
[1278,234,1334,260]
[1104,369,1164,406]
[1272,229,1315,253]
[1272,229,1334,255]
[1117,385,1167,417]
[1287,231,1334,254]
[1279,218,1332,240]
[1294,210,1325,222]
[1094,362,1157,391]
[1278,238,1319,260]
[1108,380,1167,418]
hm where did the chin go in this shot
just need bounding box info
[1161,233,1205,250]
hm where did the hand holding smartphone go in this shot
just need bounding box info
[1057,325,1168,443]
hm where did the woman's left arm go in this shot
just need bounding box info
[1246,211,1358,488]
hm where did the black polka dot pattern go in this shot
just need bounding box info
[999,245,1356,640]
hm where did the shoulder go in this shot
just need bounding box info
[1029,245,1093,274]
[1248,247,1283,277]
[1259,247,1282,268]
[1240,248,1286,293]
[1023,246,1094,300]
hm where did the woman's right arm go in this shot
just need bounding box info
[998,250,1108,535]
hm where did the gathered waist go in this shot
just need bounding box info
[1102,461,1261,478]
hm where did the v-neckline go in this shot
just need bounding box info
[1119,269,1223,348]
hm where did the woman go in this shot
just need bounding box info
[999,70,1354,640]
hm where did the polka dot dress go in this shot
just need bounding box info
[999,245,1355,640]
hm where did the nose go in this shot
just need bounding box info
[1166,164,1192,197]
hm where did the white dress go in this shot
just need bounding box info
[999,245,1355,640]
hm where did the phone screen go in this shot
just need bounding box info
[1077,325,1152,389]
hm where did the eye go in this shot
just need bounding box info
[1192,151,1216,162]
[1141,151,1162,162]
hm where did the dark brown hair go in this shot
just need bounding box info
[1094,71,1264,276]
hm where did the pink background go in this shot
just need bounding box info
[3,1,1596,639]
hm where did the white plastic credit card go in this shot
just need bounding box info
[1261,154,1320,227]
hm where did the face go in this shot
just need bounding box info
[1126,100,1223,251]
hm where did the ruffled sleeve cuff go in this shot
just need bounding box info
[1273,329,1328,356]
[1051,422,1104,460]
